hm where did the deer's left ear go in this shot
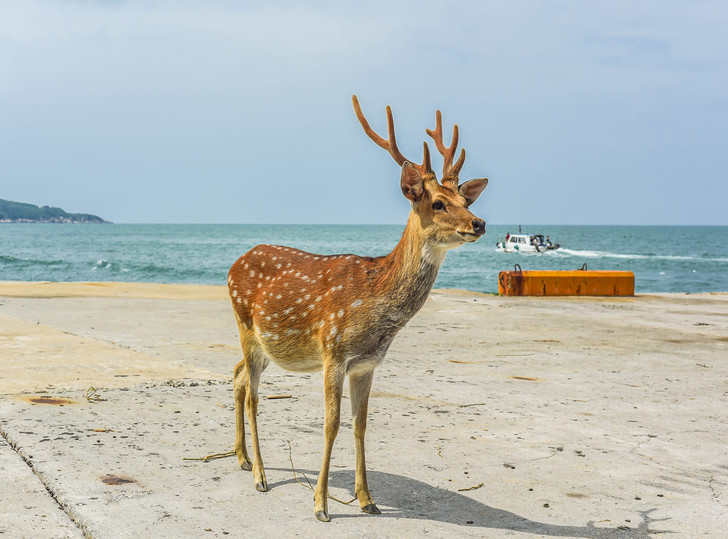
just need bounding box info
[458,178,488,207]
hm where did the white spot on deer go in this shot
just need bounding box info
[276,264,281,269]
[261,262,265,267]
[243,299,248,306]
[315,296,322,302]
[258,272,263,278]
[237,297,242,304]
[329,313,335,320]
[338,309,344,318]
[265,276,270,280]
[232,289,238,297]
[314,257,319,260]
[351,299,363,307]
[249,270,255,278]
[285,329,301,336]
[257,283,262,288]
[287,263,292,267]
[272,256,277,261]
[330,326,338,337]
[276,294,282,299]
[304,294,310,300]
[266,316,271,321]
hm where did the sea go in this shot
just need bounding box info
[1,224,727,294]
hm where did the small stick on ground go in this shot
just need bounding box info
[286,440,355,505]
[458,482,484,492]
[182,450,235,462]
[85,386,104,403]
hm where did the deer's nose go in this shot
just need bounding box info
[472,219,486,236]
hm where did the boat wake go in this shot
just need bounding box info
[554,248,728,263]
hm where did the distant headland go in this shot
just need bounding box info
[0,198,110,223]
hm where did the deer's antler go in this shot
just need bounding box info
[352,95,433,176]
[426,110,466,185]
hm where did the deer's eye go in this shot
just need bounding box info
[432,200,445,211]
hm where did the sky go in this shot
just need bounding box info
[1,1,727,225]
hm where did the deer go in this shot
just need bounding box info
[227,95,488,522]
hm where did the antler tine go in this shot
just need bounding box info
[352,95,431,175]
[426,109,466,180]
[422,142,432,175]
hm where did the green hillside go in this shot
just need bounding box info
[0,199,109,223]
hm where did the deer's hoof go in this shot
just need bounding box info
[362,503,381,515]
[255,481,268,492]
[239,461,252,471]
[315,509,331,522]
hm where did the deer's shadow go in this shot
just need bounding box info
[266,468,671,537]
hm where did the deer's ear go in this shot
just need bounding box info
[458,178,488,207]
[400,162,424,202]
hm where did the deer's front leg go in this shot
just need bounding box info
[314,362,345,522]
[349,368,380,515]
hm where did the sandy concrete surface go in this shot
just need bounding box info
[0,281,726,538]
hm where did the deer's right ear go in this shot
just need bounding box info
[400,162,424,202]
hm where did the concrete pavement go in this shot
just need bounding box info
[1,282,726,537]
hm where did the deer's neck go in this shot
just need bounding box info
[374,212,445,324]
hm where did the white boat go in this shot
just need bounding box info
[496,233,560,253]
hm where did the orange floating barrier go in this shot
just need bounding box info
[498,265,634,296]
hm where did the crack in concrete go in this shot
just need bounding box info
[0,425,92,539]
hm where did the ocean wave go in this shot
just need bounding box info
[92,259,113,270]
[0,254,69,266]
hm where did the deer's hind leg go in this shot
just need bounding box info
[233,318,269,493]
[233,358,252,471]
[244,343,269,492]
